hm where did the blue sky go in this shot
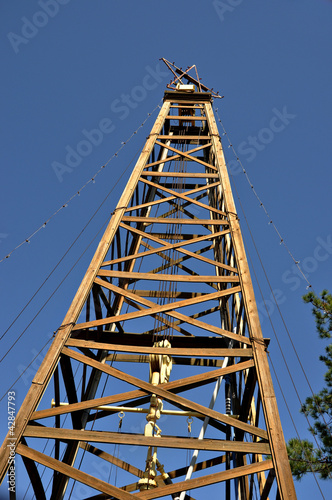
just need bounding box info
[0,1,331,498]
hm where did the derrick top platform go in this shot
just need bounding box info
[163,90,213,102]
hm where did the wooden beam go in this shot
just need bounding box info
[16,443,134,499]
[157,135,210,140]
[140,171,218,178]
[121,216,226,225]
[165,115,207,120]
[130,290,206,298]
[136,460,273,499]
[164,94,210,103]
[23,426,270,455]
[147,232,204,239]
[71,331,227,347]
[169,104,204,108]
[97,270,239,282]
[65,340,253,358]
[105,354,232,367]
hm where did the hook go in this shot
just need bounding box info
[118,411,125,429]
[187,416,193,433]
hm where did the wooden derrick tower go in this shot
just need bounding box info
[0,61,297,499]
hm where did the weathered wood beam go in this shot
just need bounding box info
[23,427,270,455]
[104,354,231,368]
[98,270,238,282]
[140,171,218,178]
[169,105,204,108]
[16,443,134,500]
[121,215,227,224]
[132,290,206,298]
[65,339,253,359]
[165,115,207,120]
[136,460,273,499]
[157,135,210,141]
[147,232,204,239]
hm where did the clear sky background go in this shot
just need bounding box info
[0,1,331,498]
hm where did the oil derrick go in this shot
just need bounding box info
[0,61,297,499]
